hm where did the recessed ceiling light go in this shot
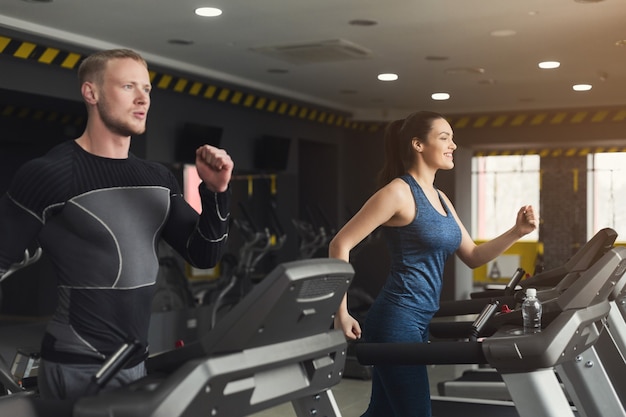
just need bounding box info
[378,73,398,81]
[431,92,450,101]
[490,29,517,37]
[573,84,592,91]
[349,19,377,26]
[195,7,222,17]
[538,61,560,69]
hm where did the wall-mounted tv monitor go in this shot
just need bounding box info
[175,123,223,164]
[253,135,291,172]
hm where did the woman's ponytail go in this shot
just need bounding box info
[377,119,405,188]
[376,111,445,189]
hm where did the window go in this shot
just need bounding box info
[587,153,626,241]
[472,155,540,241]
[183,163,202,213]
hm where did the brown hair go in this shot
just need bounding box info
[77,49,147,86]
[377,111,446,188]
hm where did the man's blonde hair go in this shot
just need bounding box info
[77,49,147,86]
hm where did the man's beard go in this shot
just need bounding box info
[97,97,146,137]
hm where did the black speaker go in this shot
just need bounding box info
[253,135,291,172]
[175,123,223,164]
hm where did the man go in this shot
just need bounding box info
[0,49,233,399]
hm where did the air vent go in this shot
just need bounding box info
[445,67,486,75]
[251,39,373,65]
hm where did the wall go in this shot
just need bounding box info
[450,147,474,300]
[339,128,387,302]
[539,155,587,270]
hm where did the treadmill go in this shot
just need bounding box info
[0,258,354,417]
[434,228,626,416]
[355,244,626,417]
[432,228,618,399]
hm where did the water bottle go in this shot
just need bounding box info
[522,288,542,334]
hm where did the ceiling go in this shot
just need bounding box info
[0,0,625,121]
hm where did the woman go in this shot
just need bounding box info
[329,111,537,416]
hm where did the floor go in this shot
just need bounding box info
[249,365,465,417]
[249,377,370,417]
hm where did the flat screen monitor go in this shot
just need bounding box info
[175,123,223,164]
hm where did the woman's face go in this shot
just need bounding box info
[420,118,456,170]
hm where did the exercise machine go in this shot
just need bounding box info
[198,201,287,329]
[291,204,336,260]
[355,244,626,417]
[0,258,354,417]
[434,227,618,322]
[432,227,617,401]
[433,228,626,416]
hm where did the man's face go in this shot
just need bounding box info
[96,58,152,137]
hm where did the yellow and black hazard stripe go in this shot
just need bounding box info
[450,109,626,156]
[0,36,83,69]
[0,103,85,126]
[147,71,375,129]
[4,34,625,134]
[1,34,372,129]
[474,146,626,157]
[449,109,626,129]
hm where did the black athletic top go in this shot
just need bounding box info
[0,140,230,366]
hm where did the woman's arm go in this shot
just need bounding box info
[442,192,537,268]
[329,179,414,339]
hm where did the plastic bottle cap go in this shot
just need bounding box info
[526,288,537,297]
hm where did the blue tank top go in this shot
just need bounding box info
[380,174,462,313]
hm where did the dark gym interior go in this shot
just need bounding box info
[1,3,626,416]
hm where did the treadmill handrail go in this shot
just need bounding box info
[356,340,487,366]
